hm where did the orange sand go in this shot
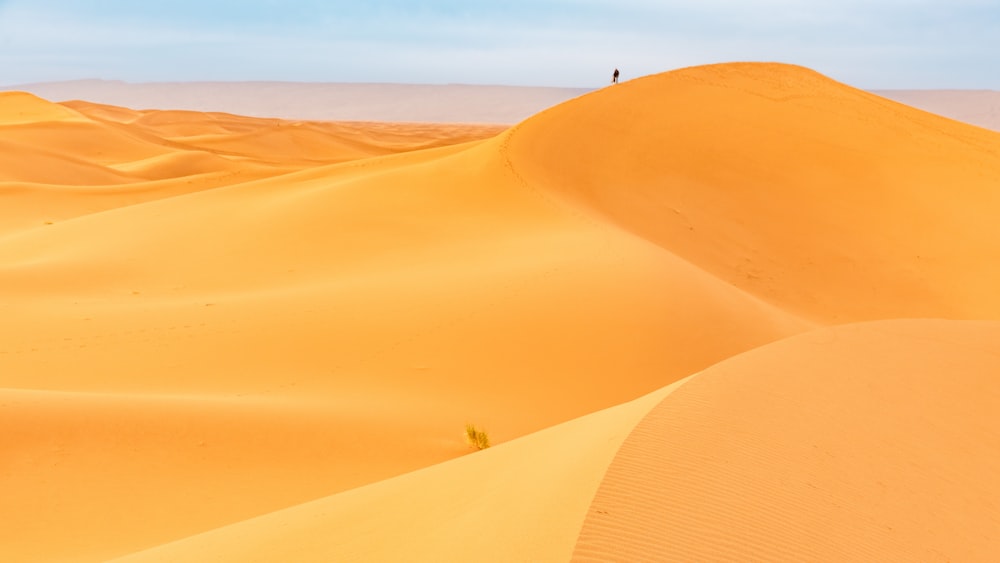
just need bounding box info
[2,62,999,561]
[574,319,1000,561]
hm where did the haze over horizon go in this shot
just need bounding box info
[1,0,999,89]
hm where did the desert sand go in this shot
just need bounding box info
[2,62,999,562]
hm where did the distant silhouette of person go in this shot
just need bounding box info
[612,68,620,84]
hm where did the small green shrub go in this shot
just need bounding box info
[465,423,490,450]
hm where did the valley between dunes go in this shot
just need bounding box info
[2,62,999,562]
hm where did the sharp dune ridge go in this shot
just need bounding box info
[2,62,999,561]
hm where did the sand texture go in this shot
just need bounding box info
[2,62,999,561]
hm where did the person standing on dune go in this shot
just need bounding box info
[613,68,620,84]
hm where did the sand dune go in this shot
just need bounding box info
[574,319,1000,561]
[2,62,1000,561]
[509,63,1000,322]
[107,320,1000,562]
[0,96,807,561]
[0,95,504,235]
[0,91,90,125]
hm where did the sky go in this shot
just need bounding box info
[0,0,998,88]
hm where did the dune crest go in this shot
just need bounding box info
[509,62,1000,322]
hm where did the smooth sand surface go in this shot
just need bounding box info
[3,62,1000,561]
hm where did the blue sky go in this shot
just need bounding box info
[1,0,998,88]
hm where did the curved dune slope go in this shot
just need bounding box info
[574,319,1000,561]
[509,62,1000,321]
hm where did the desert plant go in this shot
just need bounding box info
[465,423,490,450]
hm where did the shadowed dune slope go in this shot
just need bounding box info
[509,62,1000,322]
[574,319,1000,561]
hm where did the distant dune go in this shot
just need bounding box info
[2,62,999,561]
[7,79,593,124]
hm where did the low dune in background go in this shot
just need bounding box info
[8,80,594,124]
[2,62,999,561]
